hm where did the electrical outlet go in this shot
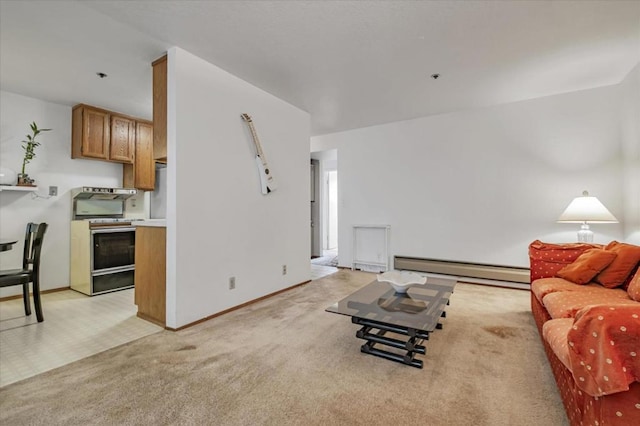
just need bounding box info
[228,277,236,290]
[48,186,58,196]
[282,265,287,275]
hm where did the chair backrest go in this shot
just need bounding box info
[22,222,48,272]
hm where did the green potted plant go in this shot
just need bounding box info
[18,121,51,186]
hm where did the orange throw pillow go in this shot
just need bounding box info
[626,269,640,302]
[595,241,640,288]
[556,249,617,285]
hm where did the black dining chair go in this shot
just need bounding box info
[0,222,48,322]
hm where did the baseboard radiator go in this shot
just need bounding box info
[394,256,530,284]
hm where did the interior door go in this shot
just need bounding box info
[310,160,321,257]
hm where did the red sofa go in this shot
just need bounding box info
[529,240,640,426]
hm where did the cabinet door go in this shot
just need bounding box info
[122,121,155,190]
[109,115,135,163]
[134,122,155,191]
[134,226,166,326]
[153,55,167,162]
[81,108,110,159]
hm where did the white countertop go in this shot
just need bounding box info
[134,219,166,228]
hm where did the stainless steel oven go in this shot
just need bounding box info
[90,226,136,294]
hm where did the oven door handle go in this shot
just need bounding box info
[91,227,136,234]
[92,265,135,276]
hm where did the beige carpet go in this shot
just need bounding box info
[0,270,567,425]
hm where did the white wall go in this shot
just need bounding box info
[0,91,123,296]
[166,48,310,329]
[311,84,625,268]
[619,63,640,244]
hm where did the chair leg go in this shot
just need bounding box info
[22,283,32,316]
[32,279,43,322]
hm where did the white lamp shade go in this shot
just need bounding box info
[557,191,618,223]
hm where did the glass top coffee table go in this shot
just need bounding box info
[326,276,457,368]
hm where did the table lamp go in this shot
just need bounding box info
[557,190,618,242]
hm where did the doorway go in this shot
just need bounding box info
[310,149,338,269]
[324,170,338,253]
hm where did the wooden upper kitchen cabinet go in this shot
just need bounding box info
[72,104,110,160]
[109,114,135,163]
[123,121,155,191]
[72,104,134,164]
[153,55,167,163]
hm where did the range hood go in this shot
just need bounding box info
[72,187,137,201]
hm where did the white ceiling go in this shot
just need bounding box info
[1,1,639,136]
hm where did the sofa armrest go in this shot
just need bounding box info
[567,303,640,396]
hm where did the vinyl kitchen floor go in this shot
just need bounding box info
[310,263,338,280]
[0,288,162,388]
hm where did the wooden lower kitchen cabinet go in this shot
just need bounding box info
[134,225,166,326]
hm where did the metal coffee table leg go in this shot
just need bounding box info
[352,317,431,368]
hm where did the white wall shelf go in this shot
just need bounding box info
[0,185,38,192]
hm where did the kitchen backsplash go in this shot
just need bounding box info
[125,192,150,219]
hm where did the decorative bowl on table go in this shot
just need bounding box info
[376,270,426,294]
